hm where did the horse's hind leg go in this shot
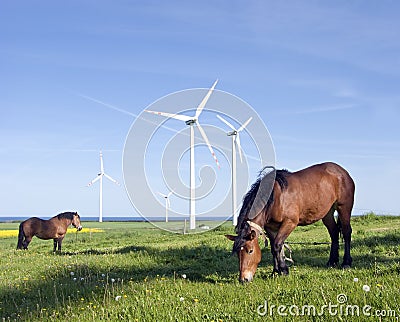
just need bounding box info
[23,236,32,250]
[322,205,340,267]
[53,239,58,252]
[337,205,353,268]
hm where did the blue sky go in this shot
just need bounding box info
[1,1,399,218]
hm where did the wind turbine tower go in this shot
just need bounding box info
[217,115,252,226]
[158,191,173,222]
[87,151,119,222]
[145,80,220,229]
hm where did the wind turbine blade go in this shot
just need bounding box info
[237,117,253,132]
[104,173,119,185]
[197,123,220,168]
[167,191,173,197]
[195,79,218,119]
[216,114,236,131]
[87,175,101,186]
[235,133,243,163]
[158,192,167,198]
[145,110,192,122]
[167,198,171,208]
[100,151,104,173]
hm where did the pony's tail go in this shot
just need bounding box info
[17,223,24,249]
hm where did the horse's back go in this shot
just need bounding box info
[283,162,354,223]
[294,162,354,190]
[22,217,45,227]
[21,217,53,238]
[21,217,42,232]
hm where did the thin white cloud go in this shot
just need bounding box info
[292,104,357,114]
[277,104,358,115]
[77,93,138,118]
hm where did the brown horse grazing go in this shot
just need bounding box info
[17,212,82,252]
[226,162,355,282]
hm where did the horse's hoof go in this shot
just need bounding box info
[280,268,289,276]
[270,270,279,278]
[326,261,339,268]
[341,264,351,269]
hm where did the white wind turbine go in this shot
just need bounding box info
[87,151,119,223]
[217,115,252,226]
[145,80,220,230]
[158,191,173,222]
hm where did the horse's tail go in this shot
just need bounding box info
[17,222,24,249]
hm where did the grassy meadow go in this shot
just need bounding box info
[1,214,400,321]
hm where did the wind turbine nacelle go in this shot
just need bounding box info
[227,131,237,136]
[185,119,196,126]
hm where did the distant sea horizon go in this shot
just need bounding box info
[0,216,233,223]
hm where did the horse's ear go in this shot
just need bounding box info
[225,234,237,241]
[249,230,257,240]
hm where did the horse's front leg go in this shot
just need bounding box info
[265,231,279,274]
[272,221,297,275]
[266,230,287,275]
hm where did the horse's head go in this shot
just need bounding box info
[226,222,263,282]
[72,212,83,231]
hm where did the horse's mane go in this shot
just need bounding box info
[56,212,77,220]
[235,167,290,233]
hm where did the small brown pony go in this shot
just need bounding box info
[226,162,355,282]
[17,211,82,252]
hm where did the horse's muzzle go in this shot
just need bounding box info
[239,271,254,283]
[77,226,83,231]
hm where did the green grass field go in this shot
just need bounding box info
[1,214,400,321]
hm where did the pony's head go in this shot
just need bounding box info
[72,212,83,231]
[226,221,264,282]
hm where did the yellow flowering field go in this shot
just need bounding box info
[0,227,104,238]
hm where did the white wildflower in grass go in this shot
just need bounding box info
[179,297,184,302]
[111,278,115,283]
[363,285,370,292]
[101,274,105,277]
[182,274,187,279]
[353,277,359,282]
[70,272,75,276]
[73,278,77,281]
[80,277,84,281]
[115,296,122,301]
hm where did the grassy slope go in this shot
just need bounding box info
[0,215,399,321]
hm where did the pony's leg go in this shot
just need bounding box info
[272,221,297,275]
[23,237,32,250]
[322,206,340,267]
[58,237,64,252]
[53,239,58,252]
[337,206,352,268]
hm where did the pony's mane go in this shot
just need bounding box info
[57,212,78,220]
[235,167,290,234]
